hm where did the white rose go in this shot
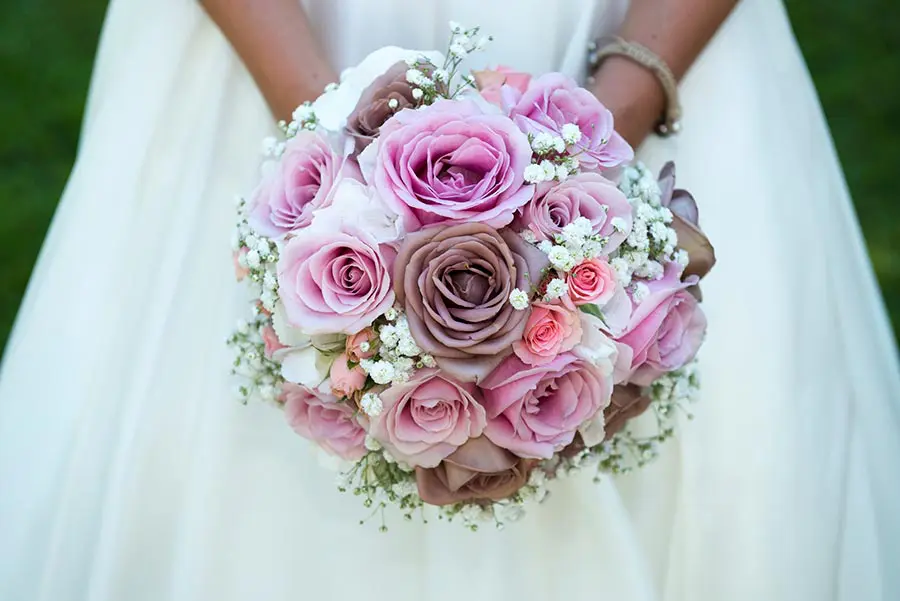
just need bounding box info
[309,179,404,243]
[271,302,339,387]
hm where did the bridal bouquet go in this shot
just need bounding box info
[229,24,715,530]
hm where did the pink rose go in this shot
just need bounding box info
[481,353,612,459]
[368,369,487,468]
[616,262,707,385]
[505,73,633,169]
[281,384,366,461]
[233,247,250,281]
[277,225,395,335]
[329,353,367,398]
[365,98,534,231]
[248,131,359,239]
[568,258,617,305]
[473,66,532,106]
[512,301,582,366]
[345,327,377,362]
[261,325,287,358]
[515,173,632,251]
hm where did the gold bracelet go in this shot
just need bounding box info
[587,36,682,137]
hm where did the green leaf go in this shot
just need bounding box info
[579,304,604,320]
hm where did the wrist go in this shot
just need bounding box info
[589,56,666,148]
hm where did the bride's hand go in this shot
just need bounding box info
[589,56,666,149]
[590,0,739,149]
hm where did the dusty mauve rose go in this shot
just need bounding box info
[368,369,487,468]
[512,301,582,366]
[472,66,532,106]
[277,225,395,335]
[248,131,359,239]
[505,72,633,169]
[616,262,707,385]
[345,61,418,154]
[657,162,716,279]
[395,223,549,382]
[568,258,617,305]
[603,384,652,439]
[363,98,534,230]
[481,352,613,459]
[329,352,367,398]
[281,384,366,460]
[415,436,534,505]
[345,327,377,362]
[514,173,632,252]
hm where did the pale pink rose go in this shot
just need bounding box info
[616,262,707,385]
[233,247,250,281]
[514,173,632,252]
[505,72,633,170]
[281,384,366,460]
[261,325,287,358]
[368,369,487,468]
[473,66,532,106]
[365,98,534,231]
[345,327,377,362]
[568,258,617,305]
[329,352,367,398]
[277,225,395,335]
[248,130,360,239]
[512,301,582,366]
[481,353,612,459]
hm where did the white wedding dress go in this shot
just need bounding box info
[1,0,898,599]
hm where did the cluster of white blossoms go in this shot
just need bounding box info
[540,218,605,271]
[227,308,283,406]
[359,309,437,390]
[232,199,280,312]
[510,217,607,310]
[612,163,681,291]
[523,126,582,184]
[268,102,319,151]
[405,22,492,104]
[599,363,698,475]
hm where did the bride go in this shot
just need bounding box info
[1,0,898,599]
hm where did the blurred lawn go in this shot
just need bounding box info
[0,0,898,353]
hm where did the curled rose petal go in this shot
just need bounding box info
[672,210,716,280]
[657,162,716,280]
[603,384,652,439]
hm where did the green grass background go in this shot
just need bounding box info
[1,1,898,353]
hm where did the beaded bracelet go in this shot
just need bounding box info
[587,36,682,136]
